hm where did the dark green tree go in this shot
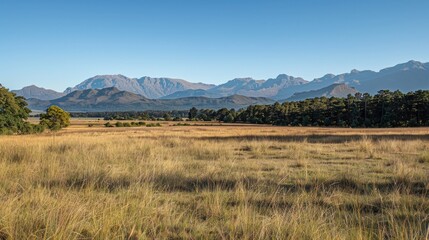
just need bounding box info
[188,107,198,120]
[163,113,172,121]
[224,113,235,123]
[0,85,38,134]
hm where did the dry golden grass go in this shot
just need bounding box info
[0,120,428,239]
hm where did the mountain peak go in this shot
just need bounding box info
[323,73,336,78]
[407,60,420,64]
[276,74,291,79]
[379,60,426,74]
[21,85,44,90]
[404,60,425,69]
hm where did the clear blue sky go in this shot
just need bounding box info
[1,0,428,91]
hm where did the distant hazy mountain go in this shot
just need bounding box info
[355,60,429,94]
[278,60,429,99]
[286,83,358,101]
[64,75,215,99]
[12,85,64,100]
[27,87,274,111]
[15,60,429,102]
[164,74,308,99]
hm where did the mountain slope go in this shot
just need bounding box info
[12,85,64,100]
[286,83,358,101]
[64,75,215,99]
[27,87,274,111]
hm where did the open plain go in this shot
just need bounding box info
[1,119,428,239]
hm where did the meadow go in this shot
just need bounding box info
[0,119,428,239]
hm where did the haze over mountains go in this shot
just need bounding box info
[11,60,429,111]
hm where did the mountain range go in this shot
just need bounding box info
[27,87,274,111]
[63,75,214,99]
[10,60,429,111]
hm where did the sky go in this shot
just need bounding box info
[1,0,429,91]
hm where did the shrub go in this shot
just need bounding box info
[146,123,161,127]
[174,123,190,126]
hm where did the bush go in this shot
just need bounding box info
[113,121,146,127]
[133,121,146,126]
[104,122,114,127]
[146,123,161,127]
[174,123,190,126]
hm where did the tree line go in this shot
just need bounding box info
[188,90,429,127]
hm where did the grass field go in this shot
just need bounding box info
[1,119,428,239]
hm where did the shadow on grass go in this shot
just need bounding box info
[151,174,258,192]
[277,177,428,196]
[41,172,131,192]
[198,134,429,144]
[39,173,427,197]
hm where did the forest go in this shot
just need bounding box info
[190,90,429,127]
